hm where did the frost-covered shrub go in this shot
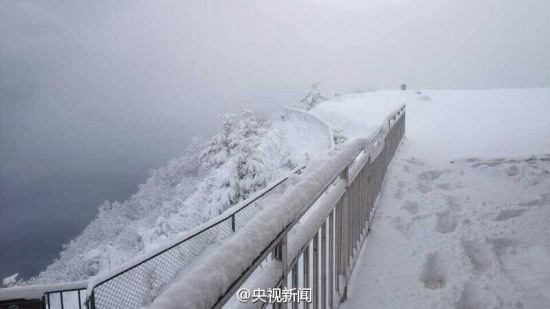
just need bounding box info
[199,109,270,217]
[298,83,328,111]
[333,128,348,148]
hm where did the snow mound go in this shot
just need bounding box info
[310,91,408,140]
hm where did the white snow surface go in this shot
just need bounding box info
[341,88,550,308]
[149,88,550,308]
[311,91,409,141]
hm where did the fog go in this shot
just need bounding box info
[1,0,549,280]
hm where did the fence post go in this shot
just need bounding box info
[338,165,350,302]
[86,291,95,309]
[274,234,289,308]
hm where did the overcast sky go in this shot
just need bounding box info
[1,0,549,279]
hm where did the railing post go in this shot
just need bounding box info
[274,234,289,308]
[328,211,334,308]
[313,233,319,309]
[86,291,95,309]
[338,165,350,302]
[321,222,327,309]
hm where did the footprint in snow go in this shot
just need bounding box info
[402,200,419,215]
[445,195,462,211]
[505,165,520,177]
[417,170,450,181]
[518,193,550,207]
[394,187,404,200]
[420,252,446,289]
[436,210,458,233]
[462,240,495,275]
[417,182,432,193]
[493,209,527,221]
[437,181,464,191]
[455,282,492,309]
[404,158,425,166]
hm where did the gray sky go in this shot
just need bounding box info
[1,0,550,279]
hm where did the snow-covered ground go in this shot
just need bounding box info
[342,89,550,308]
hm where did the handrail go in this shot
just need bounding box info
[282,106,335,149]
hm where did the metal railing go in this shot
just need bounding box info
[45,283,88,309]
[148,104,405,308]
[86,165,304,309]
[0,280,87,309]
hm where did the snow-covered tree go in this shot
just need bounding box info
[332,128,347,148]
[200,109,269,217]
[232,110,269,200]
[199,114,239,168]
[299,82,328,111]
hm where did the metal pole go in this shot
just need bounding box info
[339,166,349,302]
[303,243,310,309]
[321,222,327,309]
[328,211,334,308]
[313,232,319,309]
[292,263,299,309]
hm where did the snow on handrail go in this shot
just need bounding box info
[0,280,87,301]
[282,106,335,149]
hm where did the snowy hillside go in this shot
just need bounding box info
[24,107,335,285]
[339,88,550,308]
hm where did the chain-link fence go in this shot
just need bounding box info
[87,168,301,309]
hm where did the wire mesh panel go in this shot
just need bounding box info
[234,180,288,231]
[45,289,86,309]
[89,172,297,308]
[92,220,234,308]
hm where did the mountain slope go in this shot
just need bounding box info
[26,108,334,284]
